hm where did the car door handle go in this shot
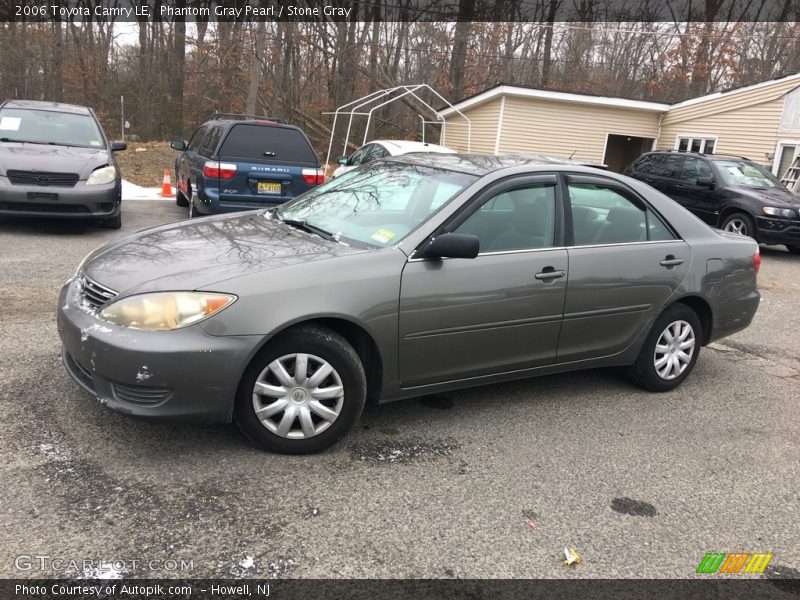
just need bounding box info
[535,268,566,281]
[660,255,684,267]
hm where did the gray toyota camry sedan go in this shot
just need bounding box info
[58,154,761,454]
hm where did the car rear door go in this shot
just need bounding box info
[558,174,690,362]
[398,175,568,387]
[216,123,321,207]
[669,157,720,225]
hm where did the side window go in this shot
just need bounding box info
[569,183,646,245]
[198,126,223,158]
[349,145,373,166]
[369,145,389,161]
[187,126,208,153]
[633,154,660,175]
[454,183,556,253]
[647,209,676,241]
[652,154,683,179]
[679,157,714,183]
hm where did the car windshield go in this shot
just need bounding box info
[0,107,105,149]
[275,162,477,248]
[714,160,783,189]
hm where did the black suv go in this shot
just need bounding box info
[171,113,323,217]
[624,151,800,254]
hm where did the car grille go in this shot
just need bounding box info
[112,382,173,405]
[80,276,118,310]
[7,170,79,187]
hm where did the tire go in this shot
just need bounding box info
[188,193,197,218]
[786,245,800,255]
[721,212,756,239]
[101,213,122,229]
[627,303,702,392]
[234,325,366,454]
[175,188,189,207]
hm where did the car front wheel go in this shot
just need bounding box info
[721,212,755,239]
[627,303,701,392]
[234,325,366,454]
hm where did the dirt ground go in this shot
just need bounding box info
[116,141,177,187]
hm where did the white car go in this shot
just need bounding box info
[331,140,455,178]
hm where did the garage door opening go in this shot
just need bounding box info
[604,134,655,172]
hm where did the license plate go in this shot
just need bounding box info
[257,181,282,195]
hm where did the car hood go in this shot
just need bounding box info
[83,212,362,296]
[729,185,800,208]
[0,143,112,180]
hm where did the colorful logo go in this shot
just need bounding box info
[696,552,773,574]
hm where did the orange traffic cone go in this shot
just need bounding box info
[160,169,174,197]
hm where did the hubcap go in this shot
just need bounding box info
[724,218,747,235]
[252,353,344,439]
[653,320,695,380]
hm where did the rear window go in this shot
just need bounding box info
[219,124,318,164]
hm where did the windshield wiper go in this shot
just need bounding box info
[279,217,336,241]
[0,137,53,145]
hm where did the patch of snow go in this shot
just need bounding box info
[77,561,126,580]
[80,323,112,342]
[122,179,169,200]
[228,555,257,577]
[135,366,151,382]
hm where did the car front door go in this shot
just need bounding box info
[559,174,690,362]
[398,175,568,388]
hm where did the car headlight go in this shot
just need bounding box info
[763,206,795,218]
[86,165,117,186]
[99,292,236,331]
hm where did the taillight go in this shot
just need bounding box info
[753,250,761,274]
[302,168,325,185]
[203,161,237,180]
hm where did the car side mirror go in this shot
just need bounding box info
[110,141,127,152]
[337,155,349,165]
[696,176,715,188]
[418,233,480,260]
[170,139,187,151]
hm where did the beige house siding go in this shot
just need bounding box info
[657,79,800,165]
[497,96,660,161]
[441,98,502,152]
[443,95,660,162]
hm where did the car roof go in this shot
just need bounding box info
[206,118,302,132]
[369,140,454,153]
[646,150,751,162]
[385,153,606,175]
[1,99,93,115]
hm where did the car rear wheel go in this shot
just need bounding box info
[721,212,755,239]
[234,325,366,454]
[786,244,800,255]
[188,192,198,218]
[176,187,189,207]
[627,303,701,392]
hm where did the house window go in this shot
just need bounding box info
[676,136,716,154]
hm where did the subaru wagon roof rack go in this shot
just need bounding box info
[210,111,283,123]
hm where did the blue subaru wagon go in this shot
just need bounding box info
[171,114,324,217]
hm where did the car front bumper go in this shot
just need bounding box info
[57,277,264,422]
[0,176,120,219]
[755,216,800,247]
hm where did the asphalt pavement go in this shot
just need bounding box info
[1,199,798,581]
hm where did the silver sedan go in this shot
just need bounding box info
[57,154,761,453]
